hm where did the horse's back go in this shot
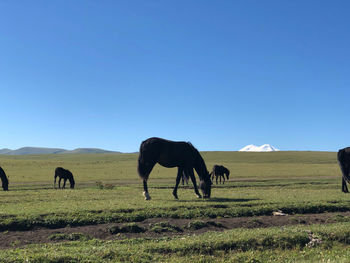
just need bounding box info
[139,137,197,167]
[55,167,72,178]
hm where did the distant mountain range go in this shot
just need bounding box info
[239,144,280,152]
[0,147,120,155]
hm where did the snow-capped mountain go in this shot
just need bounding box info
[239,144,280,152]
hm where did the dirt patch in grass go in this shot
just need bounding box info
[1,211,350,249]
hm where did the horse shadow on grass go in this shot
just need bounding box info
[177,197,261,203]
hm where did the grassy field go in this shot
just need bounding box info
[1,151,349,262]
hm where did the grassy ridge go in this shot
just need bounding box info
[1,223,350,262]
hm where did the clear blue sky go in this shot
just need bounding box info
[1,0,349,152]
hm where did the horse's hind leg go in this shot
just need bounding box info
[187,168,202,198]
[143,179,151,200]
[58,178,62,189]
[340,164,349,193]
[342,177,349,193]
[172,168,183,199]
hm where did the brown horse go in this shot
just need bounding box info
[137,137,212,200]
[0,167,9,191]
[54,167,75,189]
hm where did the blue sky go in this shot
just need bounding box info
[1,0,349,152]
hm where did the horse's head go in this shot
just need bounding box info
[199,176,212,198]
[226,169,230,180]
[68,172,75,189]
[70,179,75,189]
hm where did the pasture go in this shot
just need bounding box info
[1,151,350,262]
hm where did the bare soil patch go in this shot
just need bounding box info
[1,211,350,249]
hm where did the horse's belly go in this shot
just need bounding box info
[157,160,178,168]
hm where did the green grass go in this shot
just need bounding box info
[0,151,348,262]
[2,222,350,262]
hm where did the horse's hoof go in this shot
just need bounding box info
[196,194,202,198]
[143,191,151,200]
[173,192,179,199]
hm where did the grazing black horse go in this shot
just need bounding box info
[0,167,9,191]
[338,147,350,193]
[210,165,230,185]
[54,167,75,189]
[138,137,212,200]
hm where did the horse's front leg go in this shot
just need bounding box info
[187,168,202,198]
[343,177,349,193]
[63,179,67,189]
[173,168,183,199]
[222,175,225,184]
[143,179,151,200]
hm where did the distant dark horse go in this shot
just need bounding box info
[138,137,212,200]
[0,167,9,191]
[338,147,350,193]
[210,165,230,184]
[54,167,75,189]
[181,171,189,185]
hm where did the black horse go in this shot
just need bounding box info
[138,137,212,200]
[210,165,230,184]
[54,167,75,189]
[338,147,350,193]
[0,167,9,191]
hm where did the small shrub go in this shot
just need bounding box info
[332,214,350,223]
[186,220,208,230]
[96,181,115,190]
[186,220,224,230]
[96,181,104,189]
[149,222,182,233]
[109,223,146,234]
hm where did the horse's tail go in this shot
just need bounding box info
[137,139,151,180]
[54,174,58,189]
[338,149,350,183]
[54,168,59,189]
[0,167,9,191]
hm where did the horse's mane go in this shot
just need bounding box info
[187,142,210,180]
[68,172,75,183]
